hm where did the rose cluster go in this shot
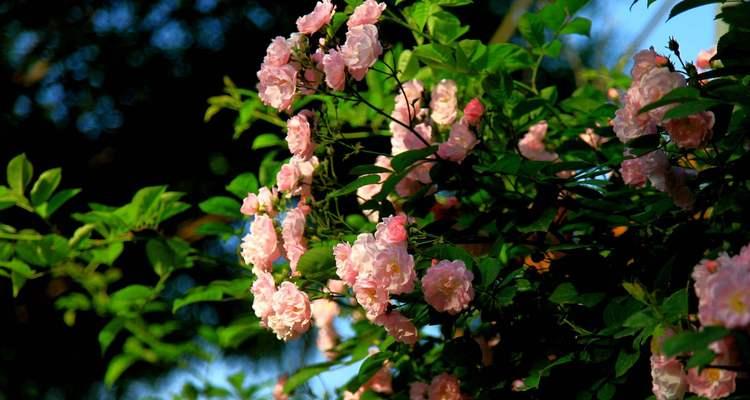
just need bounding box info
[357,79,484,221]
[409,373,468,400]
[614,48,717,209]
[257,0,387,111]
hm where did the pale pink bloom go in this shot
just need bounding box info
[397,80,425,112]
[287,33,306,52]
[349,233,379,280]
[438,121,479,163]
[264,36,291,67]
[273,375,289,400]
[373,245,416,294]
[301,50,324,94]
[650,354,687,400]
[375,311,418,345]
[367,364,393,394]
[296,0,335,34]
[511,379,527,392]
[686,337,737,399]
[579,128,609,149]
[257,63,298,111]
[257,187,277,216]
[322,48,346,91]
[286,111,315,160]
[462,98,485,126]
[251,271,276,323]
[294,155,319,199]
[241,215,281,273]
[519,121,558,161]
[276,162,302,195]
[410,382,429,400]
[341,24,383,81]
[266,281,312,341]
[428,373,463,400]
[327,279,347,295]
[241,193,259,216]
[612,85,658,143]
[334,242,357,286]
[374,214,408,246]
[353,277,389,320]
[700,260,750,328]
[664,111,715,149]
[638,67,687,123]
[640,150,671,192]
[311,298,340,327]
[422,260,475,315]
[696,47,717,70]
[282,207,307,273]
[392,121,433,155]
[316,324,339,360]
[409,157,434,185]
[620,157,648,187]
[343,389,363,400]
[395,176,423,198]
[430,79,458,126]
[631,48,668,81]
[348,0,386,27]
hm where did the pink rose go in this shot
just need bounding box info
[276,162,302,195]
[266,281,312,341]
[430,79,458,126]
[392,121,433,155]
[316,324,339,360]
[620,157,648,187]
[410,382,429,400]
[664,111,714,149]
[353,277,389,320]
[273,375,289,400]
[579,128,609,149]
[428,373,463,400]
[631,48,668,81]
[322,48,346,91]
[462,98,485,126]
[373,244,416,294]
[334,242,357,285]
[241,215,281,274]
[397,80,425,111]
[395,175,423,198]
[638,67,687,123]
[698,256,750,328]
[257,63,298,111]
[650,354,687,400]
[612,85,658,143]
[696,47,717,70]
[264,36,291,67]
[251,271,276,323]
[286,111,315,159]
[374,214,408,246]
[348,0,387,27]
[438,121,479,163]
[367,363,393,395]
[296,0,335,34]
[341,24,383,81]
[241,193,259,216]
[257,187,277,215]
[686,337,738,399]
[287,33,306,52]
[519,121,558,161]
[327,279,347,295]
[282,207,307,273]
[421,259,475,315]
[640,150,670,192]
[295,155,319,199]
[349,233,379,281]
[311,298,339,327]
[375,311,418,345]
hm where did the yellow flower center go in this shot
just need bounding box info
[729,292,747,314]
[704,368,721,383]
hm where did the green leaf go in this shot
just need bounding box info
[391,146,438,172]
[30,168,62,207]
[560,17,591,36]
[109,285,154,313]
[327,175,380,200]
[517,208,557,233]
[686,347,716,369]
[549,283,578,304]
[349,165,391,176]
[199,196,242,218]
[597,382,616,400]
[518,13,544,48]
[669,0,724,20]
[226,173,259,199]
[346,351,391,392]
[0,186,16,210]
[478,257,501,288]
[615,349,640,377]
[98,319,125,354]
[662,99,721,120]
[662,327,730,357]
[638,87,699,114]
[217,318,263,348]
[422,244,475,269]
[251,133,285,150]
[6,153,33,194]
[622,282,648,303]
[37,188,81,218]
[523,353,574,390]
[173,286,224,313]
[397,49,420,81]
[486,44,533,72]
[15,235,70,267]
[662,288,688,322]
[427,11,469,44]
[296,246,336,280]
[284,362,336,394]
[622,310,656,328]
[105,354,137,386]
[0,259,37,297]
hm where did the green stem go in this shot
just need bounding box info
[0,232,42,241]
[252,111,285,128]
